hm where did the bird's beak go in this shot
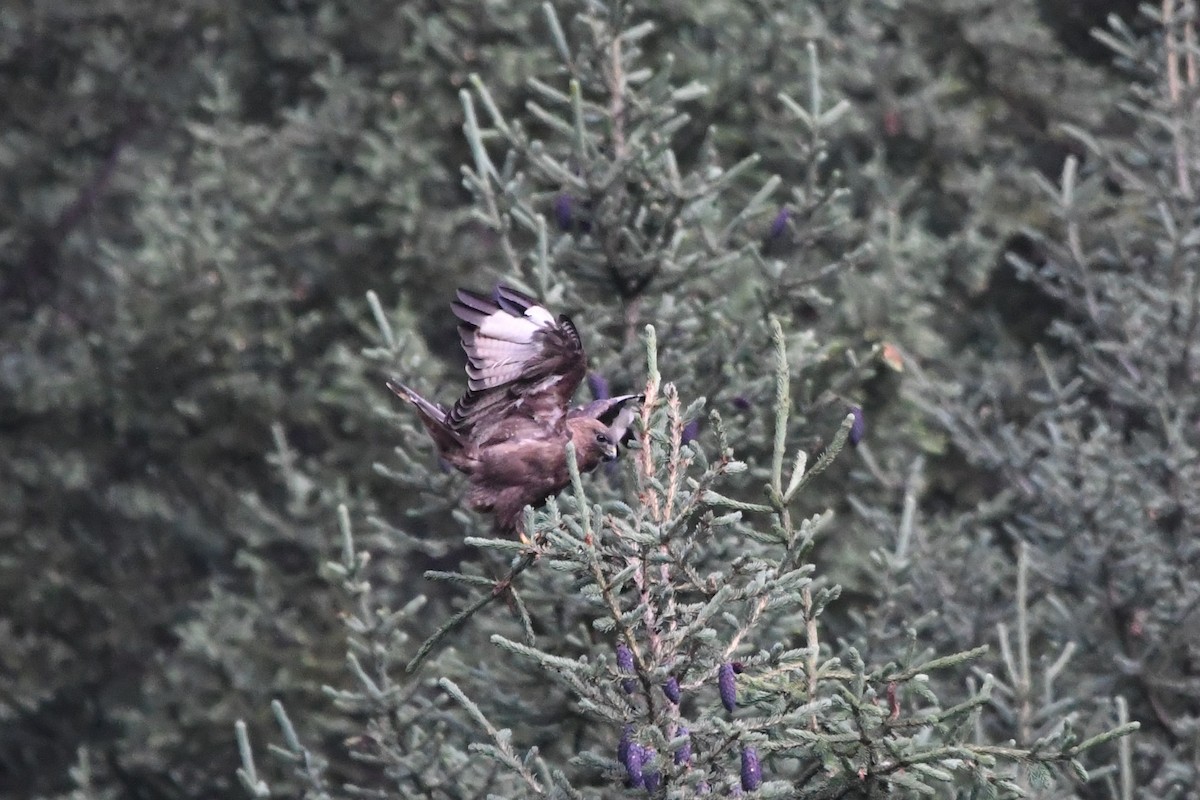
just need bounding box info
[602,442,618,462]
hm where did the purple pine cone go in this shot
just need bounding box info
[641,748,660,792]
[553,193,574,231]
[732,395,752,411]
[662,676,681,704]
[616,644,634,671]
[587,372,611,400]
[768,207,792,240]
[681,419,700,445]
[740,746,762,791]
[674,726,692,766]
[618,724,632,766]
[848,405,865,446]
[762,207,795,256]
[553,192,592,232]
[718,663,737,712]
[616,644,635,694]
[623,741,645,787]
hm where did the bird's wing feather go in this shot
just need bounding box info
[568,392,643,445]
[566,393,643,426]
[386,380,473,472]
[448,285,586,442]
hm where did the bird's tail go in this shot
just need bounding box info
[387,380,470,469]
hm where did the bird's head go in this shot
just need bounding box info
[568,417,619,469]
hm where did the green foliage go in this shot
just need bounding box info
[893,7,1200,795]
[238,4,1131,797]
[0,1,547,795]
[241,328,1132,796]
[1,0,1186,798]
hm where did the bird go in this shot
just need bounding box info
[389,284,640,536]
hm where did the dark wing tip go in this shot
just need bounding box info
[568,393,643,425]
[556,313,584,354]
[452,289,499,328]
[453,285,547,328]
[494,284,539,315]
[455,287,495,307]
[601,393,643,425]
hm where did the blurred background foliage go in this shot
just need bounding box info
[0,0,1194,797]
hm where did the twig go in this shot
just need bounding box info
[406,551,538,673]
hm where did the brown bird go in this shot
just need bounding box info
[389,285,640,535]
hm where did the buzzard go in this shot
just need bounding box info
[389,285,640,535]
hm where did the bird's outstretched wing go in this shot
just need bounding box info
[448,285,587,443]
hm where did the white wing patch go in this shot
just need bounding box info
[524,304,556,326]
[463,304,555,391]
[608,404,639,442]
[477,310,545,343]
[449,286,586,433]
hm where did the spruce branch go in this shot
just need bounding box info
[405,550,539,674]
[234,703,332,800]
[235,721,270,798]
[439,677,546,795]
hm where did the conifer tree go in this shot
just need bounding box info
[0,2,553,795]
[4,1,1175,797]
[237,4,1133,797]
[896,7,1200,795]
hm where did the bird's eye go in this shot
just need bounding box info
[596,432,611,444]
